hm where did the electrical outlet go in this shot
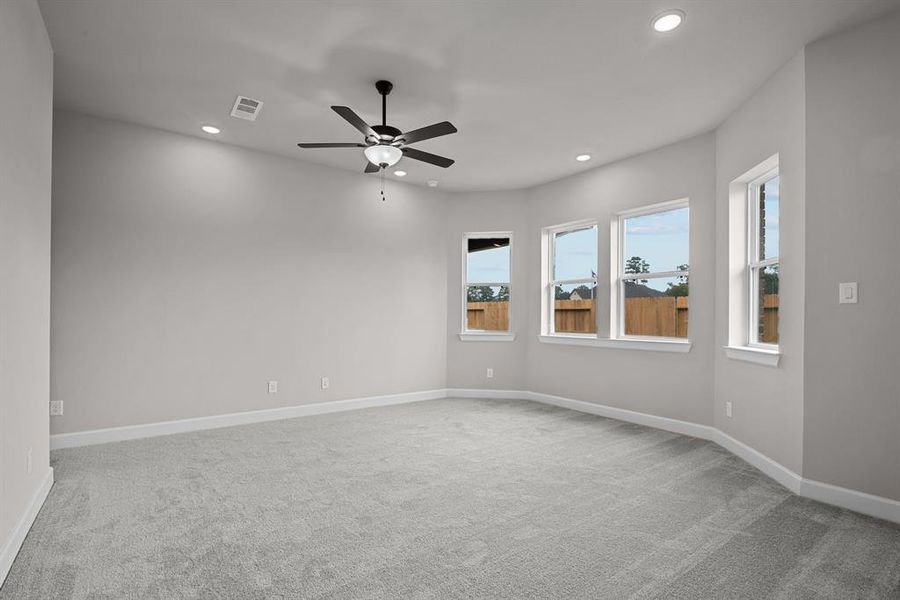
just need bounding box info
[26,448,33,475]
[321,377,330,390]
[839,282,858,304]
[725,401,733,418]
[49,400,63,416]
[267,380,278,394]
[486,368,494,379]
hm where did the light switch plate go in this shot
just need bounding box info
[839,282,858,304]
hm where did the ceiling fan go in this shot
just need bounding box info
[297,80,457,173]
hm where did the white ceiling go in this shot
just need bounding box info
[38,0,899,192]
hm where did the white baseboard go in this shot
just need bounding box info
[712,429,802,493]
[50,389,448,450]
[452,388,899,524]
[800,477,900,524]
[446,388,529,400]
[0,468,53,587]
[519,391,898,524]
[46,386,900,525]
[525,391,716,441]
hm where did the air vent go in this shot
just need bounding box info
[230,96,263,121]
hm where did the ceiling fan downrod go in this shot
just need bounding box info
[376,79,392,128]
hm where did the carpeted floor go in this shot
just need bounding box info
[3,398,900,599]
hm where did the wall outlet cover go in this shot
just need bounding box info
[486,368,494,379]
[267,380,278,394]
[321,377,330,390]
[839,282,858,304]
[50,400,64,416]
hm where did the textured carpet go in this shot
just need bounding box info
[3,398,900,599]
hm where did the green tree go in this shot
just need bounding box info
[666,264,689,297]
[554,285,569,300]
[625,256,650,283]
[496,285,510,301]
[762,265,779,294]
[467,286,495,302]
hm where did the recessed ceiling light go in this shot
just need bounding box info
[394,170,407,177]
[427,180,439,188]
[575,154,592,162]
[652,10,684,33]
[201,125,220,134]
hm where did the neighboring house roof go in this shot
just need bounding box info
[623,280,666,298]
[569,285,596,301]
[561,282,666,300]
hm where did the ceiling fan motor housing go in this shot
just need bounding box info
[371,124,402,143]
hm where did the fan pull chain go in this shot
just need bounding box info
[380,167,386,202]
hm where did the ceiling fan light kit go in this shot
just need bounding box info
[364,144,402,168]
[298,80,457,177]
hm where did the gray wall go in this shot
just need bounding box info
[448,14,900,505]
[524,135,717,425]
[45,10,900,507]
[0,0,53,556]
[50,111,448,435]
[524,134,717,425]
[445,191,529,390]
[445,134,717,426]
[803,13,900,501]
[714,52,807,474]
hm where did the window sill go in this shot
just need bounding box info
[458,332,516,342]
[538,334,692,353]
[724,345,781,367]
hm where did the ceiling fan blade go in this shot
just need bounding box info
[364,161,380,174]
[402,147,455,168]
[332,106,377,138]
[398,121,457,145]
[297,143,366,148]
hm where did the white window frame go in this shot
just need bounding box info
[611,198,690,342]
[542,220,598,338]
[724,153,780,367]
[459,231,514,341]
[747,168,779,350]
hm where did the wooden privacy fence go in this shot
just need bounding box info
[467,295,779,340]
[624,297,689,338]
[759,294,779,344]
[466,301,510,331]
[553,300,598,334]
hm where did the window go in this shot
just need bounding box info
[748,170,779,346]
[463,233,511,333]
[726,154,779,365]
[545,222,598,335]
[614,200,689,339]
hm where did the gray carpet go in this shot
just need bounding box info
[3,398,900,599]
